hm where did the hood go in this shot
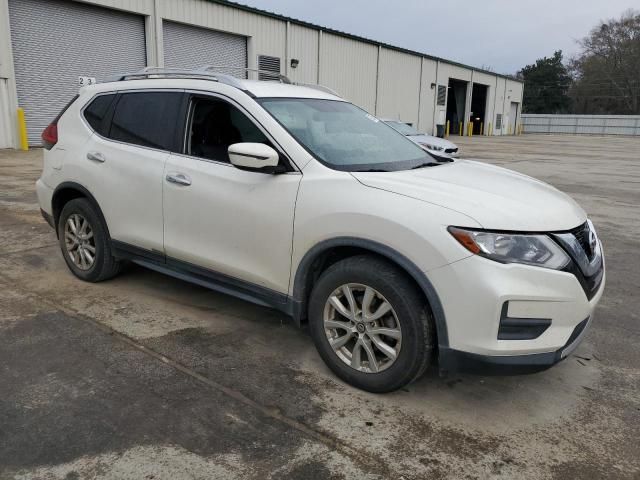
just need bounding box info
[352,160,586,231]
[407,134,457,149]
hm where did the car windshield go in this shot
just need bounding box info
[258,98,436,172]
[384,120,421,136]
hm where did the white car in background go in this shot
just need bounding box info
[383,119,459,161]
[36,67,604,393]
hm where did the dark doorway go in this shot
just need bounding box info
[446,79,467,135]
[470,83,488,134]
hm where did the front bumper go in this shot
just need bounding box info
[439,316,592,375]
[428,246,605,373]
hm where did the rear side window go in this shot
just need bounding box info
[108,92,182,151]
[83,94,116,135]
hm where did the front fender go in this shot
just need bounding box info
[290,236,451,348]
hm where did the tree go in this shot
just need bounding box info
[570,10,640,114]
[518,51,572,113]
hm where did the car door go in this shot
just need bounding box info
[81,90,183,253]
[162,93,302,295]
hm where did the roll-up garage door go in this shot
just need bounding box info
[8,0,146,146]
[163,21,247,78]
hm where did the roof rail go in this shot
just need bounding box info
[293,82,340,97]
[110,65,291,87]
[108,65,341,98]
[196,65,292,84]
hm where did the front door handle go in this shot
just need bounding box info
[166,172,192,186]
[87,151,105,163]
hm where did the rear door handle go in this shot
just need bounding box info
[87,151,105,163]
[166,172,192,186]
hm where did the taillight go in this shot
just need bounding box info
[41,123,58,150]
[41,94,79,150]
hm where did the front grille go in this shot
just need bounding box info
[553,221,603,300]
[568,221,593,259]
[445,148,458,154]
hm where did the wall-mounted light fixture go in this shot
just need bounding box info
[290,58,299,69]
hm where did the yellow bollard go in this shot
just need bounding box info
[468,121,473,137]
[488,122,493,136]
[445,120,450,138]
[480,122,484,135]
[508,124,512,135]
[17,108,29,151]
[459,122,463,136]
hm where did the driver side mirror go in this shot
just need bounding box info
[228,143,282,173]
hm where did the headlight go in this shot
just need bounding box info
[419,143,444,152]
[448,227,570,270]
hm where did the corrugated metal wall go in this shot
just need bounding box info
[163,20,247,76]
[522,115,640,135]
[8,0,147,145]
[417,58,438,135]
[319,32,378,114]
[501,79,522,134]
[158,0,286,73]
[376,48,422,125]
[80,0,152,14]
[493,77,507,135]
[287,23,318,84]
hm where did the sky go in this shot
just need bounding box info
[235,0,638,74]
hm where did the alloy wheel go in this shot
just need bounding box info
[64,213,96,271]
[323,283,402,373]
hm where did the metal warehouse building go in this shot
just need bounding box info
[0,0,524,149]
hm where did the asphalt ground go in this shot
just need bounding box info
[0,134,638,479]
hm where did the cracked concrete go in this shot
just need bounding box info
[0,135,639,479]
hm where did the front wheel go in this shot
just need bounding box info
[308,255,434,393]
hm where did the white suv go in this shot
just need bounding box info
[36,68,605,392]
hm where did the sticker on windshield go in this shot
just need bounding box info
[365,113,379,123]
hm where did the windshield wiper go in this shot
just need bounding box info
[411,162,439,169]
[354,168,390,172]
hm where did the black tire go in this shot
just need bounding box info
[57,198,121,282]
[308,255,434,393]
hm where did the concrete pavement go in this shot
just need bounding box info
[1,134,639,479]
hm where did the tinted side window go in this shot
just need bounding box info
[188,97,271,162]
[109,92,182,151]
[83,94,116,135]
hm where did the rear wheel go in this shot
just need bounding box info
[308,255,434,392]
[58,198,121,282]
